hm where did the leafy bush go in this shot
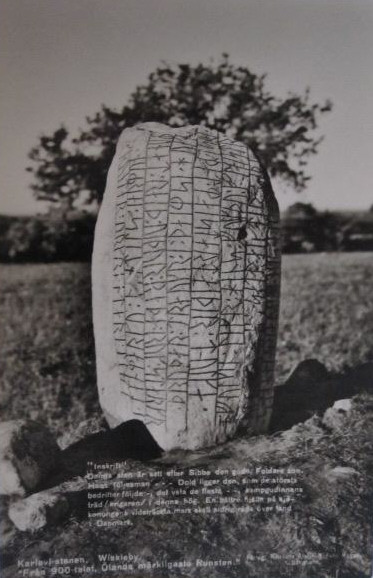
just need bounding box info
[0,214,95,262]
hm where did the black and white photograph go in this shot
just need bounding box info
[0,1,372,577]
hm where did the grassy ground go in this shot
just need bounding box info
[1,253,372,577]
[0,263,98,434]
[277,252,373,380]
[0,253,372,438]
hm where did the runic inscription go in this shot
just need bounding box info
[92,122,281,451]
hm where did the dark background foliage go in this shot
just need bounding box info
[26,55,331,211]
[1,204,372,263]
[2,55,372,262]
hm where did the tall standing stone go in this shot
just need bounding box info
[92,123,281,451]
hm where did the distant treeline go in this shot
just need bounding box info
[281,203,373,253]
[0,212,96,263]
[1,203,372,262]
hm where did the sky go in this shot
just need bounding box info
[0,0,372,215]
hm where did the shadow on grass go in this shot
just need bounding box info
[37,360,373,492]
[270,359,373,432]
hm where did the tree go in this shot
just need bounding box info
[27,54,332,209]
[27,127,102,210]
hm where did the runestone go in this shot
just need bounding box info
[92,123,281,450]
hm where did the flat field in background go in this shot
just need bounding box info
[1,253,372,436]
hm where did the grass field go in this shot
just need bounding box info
[0,253,372,438]
[277,252,373,378]
[1,253,372,578]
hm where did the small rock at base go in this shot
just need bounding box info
[0,420,61,496]
[332,399,352,412]
[324,466,358,482]
[8,490,69,532]
[0,496,17,546]
[322,398,353,430]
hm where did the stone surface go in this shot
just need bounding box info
[2,394,372,578]
[92,122,281,450]
[324,466,358,482]
[332,399,353,412]
[0,496,17,547]
[57,416,107,450]
[0,421,61,496]
[7,476,86,532]
[8,490,69,532]
[322,398,353,430]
